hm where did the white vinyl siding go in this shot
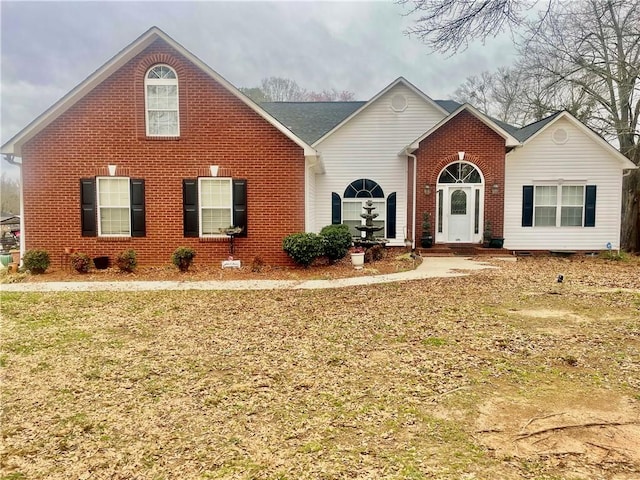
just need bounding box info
[199,178,232,236]
[312,83,446,246]
[97,177,130,236]
[504,117,626,250]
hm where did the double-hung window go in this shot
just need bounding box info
[199,178,233,236]
[97,177,131,236]
[523,184,596,228]
[183,178,247,238]
[80,177,146,237]
[145,65,179,137]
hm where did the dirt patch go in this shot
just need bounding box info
[476,390,640,478]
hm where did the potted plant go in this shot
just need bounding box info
[483,220,504,248]
[420,212,433,248]
[350,246,365,270]
[483,221,492,248]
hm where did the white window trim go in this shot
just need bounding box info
[145,64,180,137]
[96,176,131,237]
[533,183,585,228]
[198,177,233,238]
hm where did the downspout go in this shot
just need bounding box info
[406,150,417,249]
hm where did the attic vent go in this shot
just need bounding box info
[552,127,569,144]
[391,94,408,112]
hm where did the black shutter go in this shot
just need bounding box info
[584,185,597,227]
[386,192,397,238]
[130,179,146,237]
[80,178,97,237]
[183,179,199,237]
[331,192,341,224]
[233,179,247,237]
[522,185,534,227]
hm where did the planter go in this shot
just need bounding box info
[0,254,12,267]
[351,252,365,270]
[93,256,110,270]
[420,236,433,248]
[489,238,505,249]
[9,249,20,264]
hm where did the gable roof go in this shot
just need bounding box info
[405,103,522,152]
[310,77,451,147]
[262,98,461,145]
[1,27,317,157]
[261,102,365,144]
[516,110,637,168]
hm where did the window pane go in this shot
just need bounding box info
[561,207,583,226]
[343,202,362,236]
[451,190,467,215]
[535,186,557,206]
[201,209,232,234]
[535,206,557,226]
[562,186,584,206]
[98,178,129,207]
[148,111,178,136]
[100,208,130,235]
[200,179,231,208]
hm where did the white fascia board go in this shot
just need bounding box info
[520,111,637,169]
[312,77,449,147]
[1,29,159,156]
[2,27,317,158]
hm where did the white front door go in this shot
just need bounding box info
[447,187,472,242]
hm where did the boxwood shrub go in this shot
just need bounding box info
[22,249,50,274]
[282,232,325,267]
[320,224,352,263]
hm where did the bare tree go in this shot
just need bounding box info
[519,0,640,249]
[259,77,308,102]
[1,172,20,214]
[241,78,356,103]
[399,0,545,53]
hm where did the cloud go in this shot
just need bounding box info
[1,0,517,148]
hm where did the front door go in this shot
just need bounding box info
[447,187,472,242]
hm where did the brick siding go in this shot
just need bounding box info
[21,39,305,267]
[414,110,506,239]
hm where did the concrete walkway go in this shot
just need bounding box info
[0,257,508,293]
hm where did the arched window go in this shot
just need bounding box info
[145,65,179,136]
[438,162,482,184]
[342,179,386,237]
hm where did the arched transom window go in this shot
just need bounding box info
[438,162,482,184]
[145,65,179,136]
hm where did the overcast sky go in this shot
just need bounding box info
[1,0,517,178]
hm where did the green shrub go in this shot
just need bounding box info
[282,232,324,267]
[70,252,91,273]
[22,249,50,274]
[116,249,137,272]
[172,246,196,272]
[320,224,353,263]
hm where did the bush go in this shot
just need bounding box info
[172,246,196,272]
[282,232,324,267]
[116,249,137,272]
[320,224,353,263]
[70,252,92,273]
[22,249,50,274]
[365,244,385,263]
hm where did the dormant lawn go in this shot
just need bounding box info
[1,256,639,479]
